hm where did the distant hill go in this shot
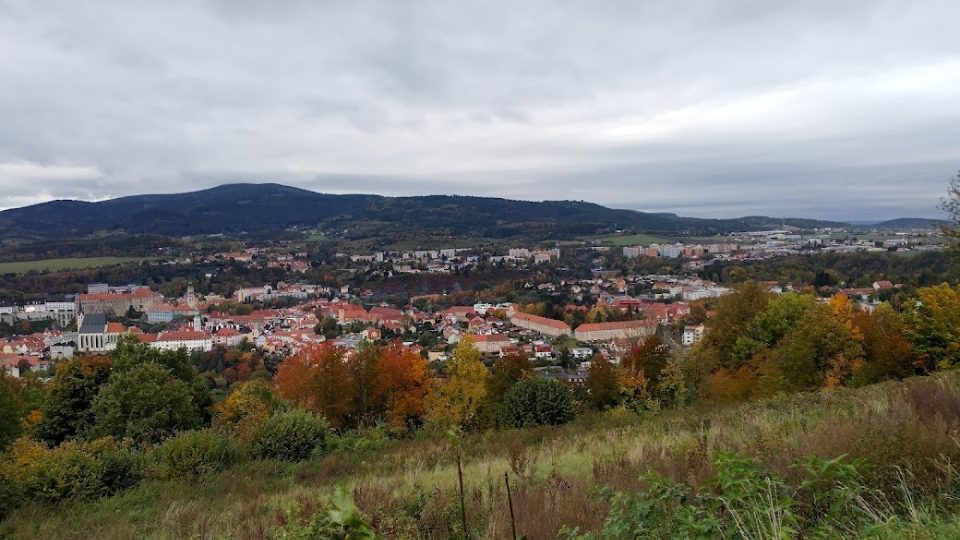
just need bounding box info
[863,218,946,230]
[0,183,850,240]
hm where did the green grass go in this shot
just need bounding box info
[0,257,151,274]
[6,373,960,538]
[586,233,670,246]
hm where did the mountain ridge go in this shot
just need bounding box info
[0,183,874,240]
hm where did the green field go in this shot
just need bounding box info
[586,232,670,246]
[0,257,151,274]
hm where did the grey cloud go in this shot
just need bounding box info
[0,0,958,218]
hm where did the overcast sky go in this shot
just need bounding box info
[1,0,958,220]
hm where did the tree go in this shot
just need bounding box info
[314,316,340,339]
[348,342,382,428]
[939,169,960,247]
[215,380,287,437]
[0,376,21,451]
[851,304,916,385]
[502,378,574,428]
[621,335,671,391]
[274,346,354,429]
[375,345,430,431]
[692,282,771,374]
[111,335,212,422]
[585,355,620,410]
[88,362,202,445]
[767,302,864,392]
[426,337,488,427]
[475,353,533,429]
[903,283,960,371]
[34,355,112,446]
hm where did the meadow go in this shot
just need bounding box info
[5,371,960,539]
[0,256,151,274]
[585,233,670,246]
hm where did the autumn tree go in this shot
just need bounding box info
[275,346,354,430]
[903,283,960,370]
[851,304,916,385]
[375,345,430,431]
[767,302,864,391]
[215,379,287,437]
[34,355,112,446]
[425,337,488,428]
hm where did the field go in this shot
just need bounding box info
[585,233,670,246]
[0,257,150,274]
[6,372,960,539]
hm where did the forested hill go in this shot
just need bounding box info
[0,183,847,239]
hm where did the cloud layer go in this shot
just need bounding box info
[1,0,958,219]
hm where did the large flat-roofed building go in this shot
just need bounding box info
[77,287,163,316]
[574,319,657,342]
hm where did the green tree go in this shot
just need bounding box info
[692,282,771,373]
[502,378,574,428]
[348,342,382,428]
[34,355,112,446]
[88,362,202,445]
[112,335,212,423]
[586,355,621,410]
[0,376,21,451]
[314,315,340,339]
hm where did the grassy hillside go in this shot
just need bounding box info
[0,256,152,274]
[5,372,960,539]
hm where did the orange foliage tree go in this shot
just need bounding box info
[376,344,430,431]
[274,345,353,429]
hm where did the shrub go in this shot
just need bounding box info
[156,429,246,478]
[12,436,142,505]
[502,378,575,428]
[251,409,329,462]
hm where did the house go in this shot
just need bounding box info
[472,333,511,354]
[151,330,213,352]
[873,280,894,291]
[533,344,553,359]
[682,324,706,346]
[574,319,657,342]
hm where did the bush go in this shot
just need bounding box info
[10,436,141,506]
[502,378,575,428]
[155,430,246,478]
[251,409,329,462]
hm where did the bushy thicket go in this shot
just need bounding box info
[155,430,246,478]
[251,409,329,462]
[502,378,575,428]
[0,437,141,519]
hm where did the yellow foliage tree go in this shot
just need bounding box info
[426,337,488,427]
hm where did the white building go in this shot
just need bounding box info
[682,324,705,346]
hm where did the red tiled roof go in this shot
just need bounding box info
[473,334,510,342]
[156,330,211,342]
[575,319,657,333]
